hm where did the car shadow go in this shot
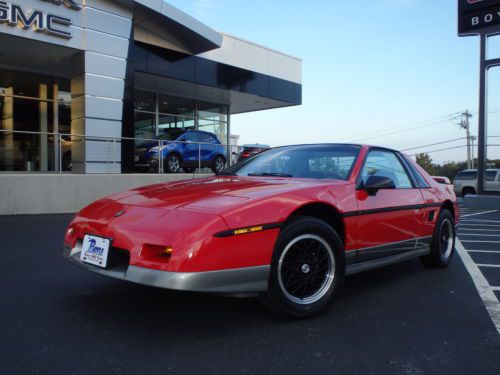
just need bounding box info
[58,257,438,340]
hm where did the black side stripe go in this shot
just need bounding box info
[214,222,283,238]
[343,202,444,217]
[214,202,451,237]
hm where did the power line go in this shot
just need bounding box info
[409,145,467,157]
[401,137,466,152]
[350,118,453,142]
[345,109,500,143]
[345,112,461,142]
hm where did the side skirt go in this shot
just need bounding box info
[346,247,430,276]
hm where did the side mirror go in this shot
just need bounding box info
[364,175,396,196]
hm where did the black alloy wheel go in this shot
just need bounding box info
[420,209,456,268]
[262,217,345,317]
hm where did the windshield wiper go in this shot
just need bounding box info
[247,172,293,177]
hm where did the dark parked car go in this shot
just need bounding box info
[135,129,226,173]
[237,144,270,162]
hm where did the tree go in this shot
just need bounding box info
[416,153,436,175]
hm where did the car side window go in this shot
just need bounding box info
[486,170,497,181]
[198,133,212,144]
[456,171,477,180]
[361,150,413,189]
[400,155,430,188]
[182,132,198,143]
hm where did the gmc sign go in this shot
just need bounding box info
[0,0,80,39]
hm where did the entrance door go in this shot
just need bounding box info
[355,149,425,260]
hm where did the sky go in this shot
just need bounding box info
[166,0,487,164]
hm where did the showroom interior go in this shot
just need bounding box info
[0,0,302,174]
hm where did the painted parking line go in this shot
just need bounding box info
[461,240,500,243]
[460,219,500,223]
[461,210,499,218]
[467,250,500,253]
[458,222,500,226]
[459,228,500,232]
[492,286,500,291]
[455,239,500,334]
[462,233,500,237]
[477,264,500,268]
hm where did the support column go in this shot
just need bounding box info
[2,87,14,170]
[53,84,59,172]
[39,84,48,172]
[69,1,132,174]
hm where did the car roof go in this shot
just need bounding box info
[243,143,270,148]
[265,143,398,152]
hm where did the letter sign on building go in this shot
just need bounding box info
[459,0,500,35]
[0,0,80,39]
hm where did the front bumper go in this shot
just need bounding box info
[63,244,269,293]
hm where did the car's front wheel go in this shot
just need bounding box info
[420,209,456,268]
[262,217,345,317]
[164,153,181,173]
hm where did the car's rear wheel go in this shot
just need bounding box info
[462,187,476,196]
[183,167,195,173]
[420,209,455,268]
[164,153,181,173]
[212,156,226,173]
[262,217,345,317]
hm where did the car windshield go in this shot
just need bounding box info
[223,145,361,180]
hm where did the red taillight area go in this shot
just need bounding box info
[242,152,251,158]
[64,226,77,248]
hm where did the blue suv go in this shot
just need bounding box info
[135,129,227,173]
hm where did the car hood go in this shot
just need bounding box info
[107,176,345,211]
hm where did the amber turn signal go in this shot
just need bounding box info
[162,246,173,256]
[233,226,263,235]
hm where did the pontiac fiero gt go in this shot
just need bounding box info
[63,144,458,317]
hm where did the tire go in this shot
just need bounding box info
[462,187,476,196]
[420,209,456,268]
[212,155,226,174]
[183,167,196,173]
[261,217,345,318]
[164,153,181,173]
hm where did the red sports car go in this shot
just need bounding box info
[63,144,459,317]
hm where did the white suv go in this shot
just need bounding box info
[453,169,500,196]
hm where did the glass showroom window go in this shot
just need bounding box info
[198,101,228,145]
[158,94,195,137]
[0,70,70,172]
[134,91,228,143]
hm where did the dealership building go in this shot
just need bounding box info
[0,0,302,174]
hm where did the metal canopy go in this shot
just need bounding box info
[133,0,222,55]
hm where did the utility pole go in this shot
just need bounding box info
[458,110,473,169]
[470,135,477,169]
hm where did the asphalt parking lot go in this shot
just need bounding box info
[456,207,500,332]
[1,213,500,375]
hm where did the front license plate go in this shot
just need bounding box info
[80,235,110,268]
